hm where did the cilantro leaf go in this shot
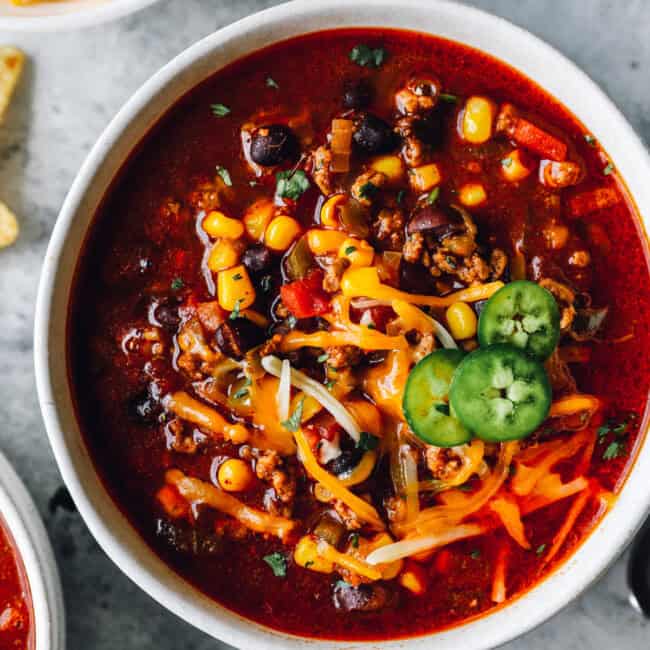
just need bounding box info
[229,298,243,320]
[266,76,279,89]
[603,440,625,460]
[344,245,357,255]
[317,353,329,363]
[603,162,614,176]
[216,165,232,186]
[470,549,481,559]
[439,93,459,103]
[350,533,360,548]
[501,157,513,168]
[358,181,378,200]
[356,431,379,451]
[349,44,387,68]
[170,277,184,291]
[276,169,310,201]
[396,189,405,205]
[210,103,230,117]
[535,543,547,556]
[281,397,305,432]
[263,552,287,577]
[426,186,440,205]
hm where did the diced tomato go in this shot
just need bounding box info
[280,269,330,319]
[306,413,342,442]
[432,548,453,574]
[156,484,190,519]
[567,187,620,219]
[512,118,567,161]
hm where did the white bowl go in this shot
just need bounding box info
[34,1,650,648]
[0,0,161,32]
[0,451,65,650]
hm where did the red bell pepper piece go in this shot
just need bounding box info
[280,270,331,319]
[512,118,567,161]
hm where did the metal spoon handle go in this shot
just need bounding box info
[627,517,650,616]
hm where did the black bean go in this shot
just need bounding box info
[400,261,437,294]
[333,583,396,612]
[127,389,160,425]
[153,301,181,331]
[242,244,273,274]
[343,79,373,109]
[407,205,463,236]
[353,113,396,154]
[413,113,443,148]
[250,124,298,166]
[215,318,266,360]
[326,448,365,476]
[155,519,223,557]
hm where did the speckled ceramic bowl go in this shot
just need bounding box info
[35,1,650,648]
[0,451,65,650]
[0,0,161,32]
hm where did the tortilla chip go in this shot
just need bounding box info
[0,47,24,124]
[0,201,19,249]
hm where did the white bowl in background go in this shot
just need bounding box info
[0,0,161,32]
[34,1,650,648]
[0,451,65,650]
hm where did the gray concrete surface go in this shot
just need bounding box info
[0,0,649,648]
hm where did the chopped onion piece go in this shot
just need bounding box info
[261,355,361,441]
[277,358,291,421]
[366,523,486,565]
[430,318,458,350]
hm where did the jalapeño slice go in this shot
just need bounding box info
[449,344,551,442]
[477,280,560,361]
[402,349,471,447]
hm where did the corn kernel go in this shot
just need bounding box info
[207,239,240,272]
[446,301,477,340]
[320,194,346,228]
[294,536,334,573]
[409,163,441,193]
[501,149,533,182]
[370,155,405,185]
[223,424,249,445]
[462,96,495,144]
[338,237,375,268]
[217,264,256,312]
[459,183,487,207]
[265,215,301,252]
[217,458,254,492]
[399,561,428,595]
[344,399,382,436]
[202,210,244,240]
[306,228,348,255]
[243,198,274,241]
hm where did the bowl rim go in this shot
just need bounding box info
[0,451,65,650]
[34,1,650,648]
[0,0,161,32]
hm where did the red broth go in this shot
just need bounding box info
[0,517,32,649]
[69,29,650,640]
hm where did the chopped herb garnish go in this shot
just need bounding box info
[439,93,459,103]
[170,277,184,291]
[229,298,243,320]
[304,561,314,569]
[396,189,405,205]
[603,162,614,176]
[613,422,629,434]
[458,483,473,492]
[470,549,481,559]
[210,103,230,117]
[286,315,298,328]
[536,543,547,556]
[367,323,377,330]
[350,533,360,548]
[317,353,329,363]
[325,380,336,390]
[266,76,279,89]
[335,580,351,589]
[282,397,305,432]
[584,134,596,146]
[426,186,440,205]
[597,423,611,438]
[445,256,457,269]
[349,44,387,69]
[276,169,310,201]
[345,245,357,255]
[216,165,232,186]
[260,275,273,293]
[358,181,378,200]
[501,157,513,168]
[603,440,625,460]
[232,387,249,400]
[232,273,243,281]
[357,431,380,451]
[263,552,287,577]
[434,403,450,416]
